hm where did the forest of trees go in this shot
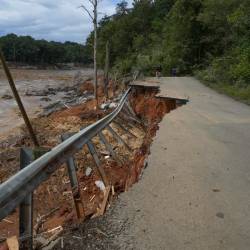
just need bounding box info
[85,0,250,101]
[1,0,249,101]
[0,33,92,64]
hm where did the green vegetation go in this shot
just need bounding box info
[85,0,250,103]
[0,33,92,64]
[1,0,250,102]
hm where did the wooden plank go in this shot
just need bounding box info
[6,236,18,250]
[99,186,111,215]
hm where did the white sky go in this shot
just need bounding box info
[0,0,133,43]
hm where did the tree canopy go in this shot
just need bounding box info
[0,34,92,64]
[84,0,250,91]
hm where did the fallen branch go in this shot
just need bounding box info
[33,206,61,235]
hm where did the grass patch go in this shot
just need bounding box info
[195,70,250,105]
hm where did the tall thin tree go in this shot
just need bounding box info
[79,0,103,108]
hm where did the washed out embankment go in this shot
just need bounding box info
[125,87,178,188]
[0,85,179,248]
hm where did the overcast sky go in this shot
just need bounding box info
[0,0,133,44]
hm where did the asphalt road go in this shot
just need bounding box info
[110,77,250,249]
[52,77,250,250]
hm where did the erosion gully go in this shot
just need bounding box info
[0,85,179,249]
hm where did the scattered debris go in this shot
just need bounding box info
[101,102,109,110]
[33,206,61,235]
[63,191,72,196]
[95,181,105,191]
[100,151,110,156]
[43,227,64,247]
[109,102,118,109]
[3,219,13,224]
[216,213,224,219]
[212,188,220,192]
[86,167,92,176]
[40,98,52,102]
[47,226,62,233]
[1,95,13,99]
[89,227,109,237]
[90,195,95,202]
[39,93,92,117]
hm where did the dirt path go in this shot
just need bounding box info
[52,77,250,250]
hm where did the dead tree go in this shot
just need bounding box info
[103,41,110,101]
[78,0,103,108]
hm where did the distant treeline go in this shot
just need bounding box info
[0,33,93,64]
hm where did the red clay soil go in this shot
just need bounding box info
[0,86,180,248]
[125,87,178,188]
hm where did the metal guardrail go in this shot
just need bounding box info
[0,69,143,249]
[0,70,140,222]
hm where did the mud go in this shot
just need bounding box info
[0,68,93,136]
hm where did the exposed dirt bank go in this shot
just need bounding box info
[0,84,180,249]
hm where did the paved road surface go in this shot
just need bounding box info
[57,77,250,250]
[110,77,250,249]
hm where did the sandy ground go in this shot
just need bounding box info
[0,68,93,137]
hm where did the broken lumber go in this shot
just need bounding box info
[42,228,64,247]
[6,236,18,250]
[33,206,61,235]
[99,186,111,215]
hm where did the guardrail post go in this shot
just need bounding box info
[98,131,122,166]
[19,148,33,250]
[61,134,85,219]
[106,125,132,152]
[125,100,136,116]
[112,121,137,139]
[116,116,140,129]
[86,140,110,187]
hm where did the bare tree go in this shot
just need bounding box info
[103,40,110,101]
[78,0,103,109]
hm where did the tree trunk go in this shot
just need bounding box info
[93,0,98,108]
[103,41,110,100]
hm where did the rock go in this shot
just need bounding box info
[86,167,92,176]
[2,95,13,99]
[109,102,118,109]
[52,185,58,192]
[95,180,105,190]
[40,98,52,102]
[216,213,224,218]
[101,102,109,110]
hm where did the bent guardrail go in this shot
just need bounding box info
[0,70,142,249]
